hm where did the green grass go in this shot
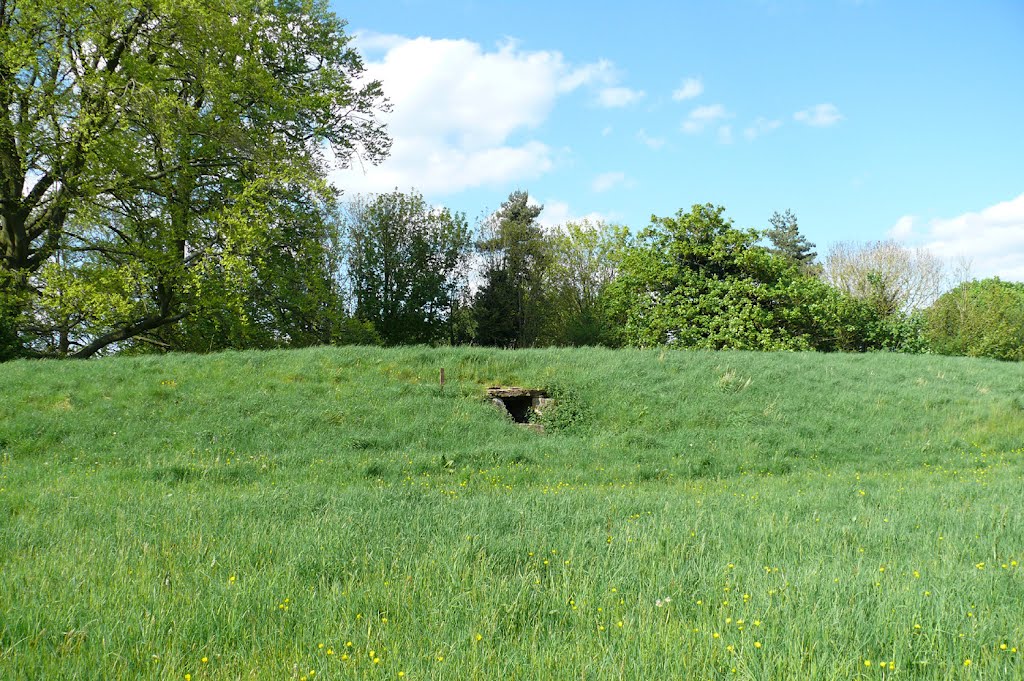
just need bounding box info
[1,345,1023,679]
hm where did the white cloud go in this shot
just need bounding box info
[536,199,612,230]
[591,171,627,193]
[888,193,1024,282]
[884,218,917,241]
[331,36,618,195]
[794,103,843,127]
[597,86,645,108]
[636,128,666,150]
[672,77,703,101]
[559,58,616,91]
[717,125,734,144]
[743,117,782,140]
[682,104,730,134]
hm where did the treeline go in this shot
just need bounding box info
[341,191,1023,360]
[2,1,1021,361]
[7,184,1022,361]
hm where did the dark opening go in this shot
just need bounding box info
[499,396,534,423]
[488,387,550,428]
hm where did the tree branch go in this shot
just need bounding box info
[70,310,188,358]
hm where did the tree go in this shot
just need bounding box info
[138,181,369,353]
[1,0,390,358]
[474,190,549,347]
[604,203,874,351]
[926,278,1024,361]
[823,240,946,317]
[541,219,630,346]
[766,210,819,274]
[344,190,471,345]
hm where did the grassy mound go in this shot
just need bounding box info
[1,346,1023,679]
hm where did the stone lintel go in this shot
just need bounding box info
[486,386,548,399]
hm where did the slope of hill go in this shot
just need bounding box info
[2,346,1023,679]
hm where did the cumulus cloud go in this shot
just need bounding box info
[794,103,843,127]
[332,36,623,195]
[597,86,645,108]
[672,77,703,101]
[636,128,666,150]
[682,104,730,134]
[743,117,782,141]
[536,199,612,230]
[591,171,628,193]
[888,193,1024,282]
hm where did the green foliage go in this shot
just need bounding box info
[474,191,549,347]
[344,190,471,345]
[2,346,1024,678]
[0,271,27,360]
[926,278,1024,361]
[540,220,630,347]
[1,0,390,357]
[765,209,819,274]
[606,204,858,351]
[537,381,591,433]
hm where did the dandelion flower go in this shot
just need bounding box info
[754,641,761,649]
[964,659,972,667]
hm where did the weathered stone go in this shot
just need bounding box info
[487,386,551,430]
[487,386,548,399]
[533,397,554,413]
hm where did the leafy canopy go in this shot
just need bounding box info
[0,0,390,357]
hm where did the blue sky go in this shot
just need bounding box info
[329,1,1024,280]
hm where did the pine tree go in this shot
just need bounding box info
[766,210,819,274]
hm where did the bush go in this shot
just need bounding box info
[925,278,1024,361]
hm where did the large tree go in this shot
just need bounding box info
[823,240,945,317]
[473,190,549,347]
[605,203,872,351]
[1,0,389,357]
[541,219,629,346]
[344,190,471,345]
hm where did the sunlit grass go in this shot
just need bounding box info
[1,346,1023,678]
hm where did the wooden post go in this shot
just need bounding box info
[439,368,446,389]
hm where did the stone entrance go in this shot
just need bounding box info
[487,386,551,426]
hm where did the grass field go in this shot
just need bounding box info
[1,346,1023,679]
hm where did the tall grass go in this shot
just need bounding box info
[1,346,1022,679]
